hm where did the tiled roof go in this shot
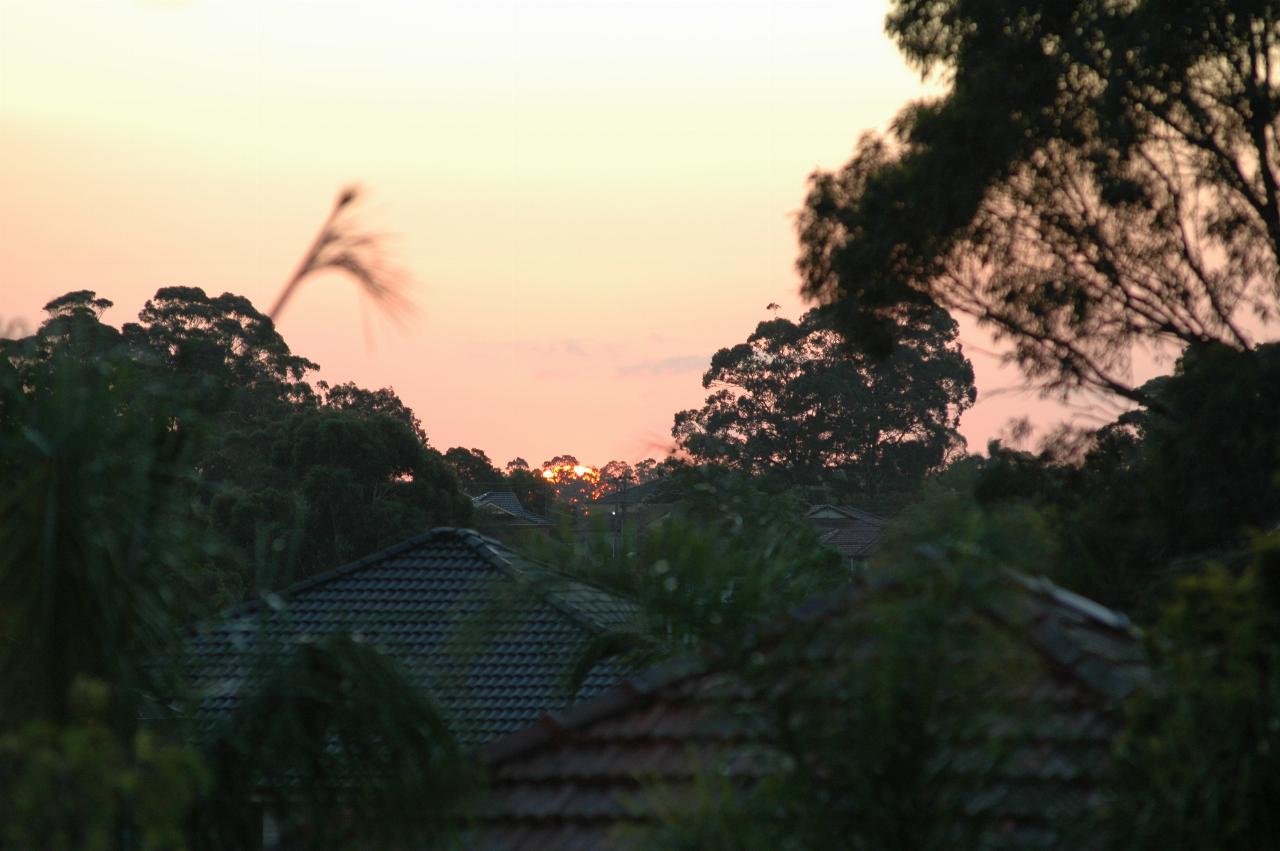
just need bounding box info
[808,504,889,559]
[818,524,882,559]
[475,492,554,526]
[806,503,889,525]
[474,574,1148,850]
[184,528,633,746]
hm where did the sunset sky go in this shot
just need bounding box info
[1,0,1098,467]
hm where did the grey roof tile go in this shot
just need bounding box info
[183,528,634,746]
[475,492,554,526]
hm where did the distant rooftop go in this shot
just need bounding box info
[807,503,889,560]
[474,491,554,527]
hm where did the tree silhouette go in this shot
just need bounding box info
[798,0,1279,406]
[673,306,974,496]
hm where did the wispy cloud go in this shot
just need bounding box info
[470,338,617,359]
[617,354,706,377]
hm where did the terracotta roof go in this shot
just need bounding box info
[473,574,1148,850]
[184,528,633,746]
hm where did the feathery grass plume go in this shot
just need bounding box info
[269,186,414,323]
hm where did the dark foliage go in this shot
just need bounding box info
[1105,534,1280,850]
[1,298,476,848]
[673,306,974,496]
[5,287,472,595]
[206,404,470,589]
[194,631,473,851]
[0,350,213,729]
[522,468,844,690]
[799,0,1279,404]
[502,467,557,515]
[974,342,1280,612]
[444,446,504,492]
[632,485,1056,851]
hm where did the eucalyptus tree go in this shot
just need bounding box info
[798,0,1279,406]
[673,306,974,496]
[444,446,504,491]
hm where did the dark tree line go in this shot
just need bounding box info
[2,286,471,605]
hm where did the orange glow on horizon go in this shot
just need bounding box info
[541,464,599,482]
[540,463,606,503]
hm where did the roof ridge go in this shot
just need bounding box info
[189,525,626,639]
[189,528,472,631]
[1004,571,1135,632]
[472,491,552,525]
[457,531,634,635]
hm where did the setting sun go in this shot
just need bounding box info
[540,463,605,503]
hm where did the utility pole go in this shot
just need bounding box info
[611,471,631,559]
[619,471,629,555]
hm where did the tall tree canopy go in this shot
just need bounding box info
[124,286,318,415]
[444,446,504,492]
[673,307,974,495]
[798,0,1279,404]
[4,288,471,595]
[320,380,428,443]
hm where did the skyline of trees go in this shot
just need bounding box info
[3,287,473,600]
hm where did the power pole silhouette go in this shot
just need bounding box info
[610,471,632,559]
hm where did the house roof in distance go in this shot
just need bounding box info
[474,491,554,526]
[805,503,889,525]
[473,573,1148,850]
[184,528,633,746]
[807,503,889,560]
